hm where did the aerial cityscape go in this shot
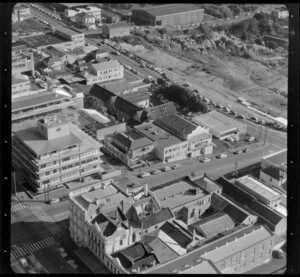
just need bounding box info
[11,3,288,274]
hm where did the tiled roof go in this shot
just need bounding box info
[191,212,235,238]
[121,90,150,105]
[263,150,287,168]
[149,224,272,274]
[114,130,153,150]
[144,236,179,264]
[43,46,66,58]
[141,208,173,229]
[146,102,177,121]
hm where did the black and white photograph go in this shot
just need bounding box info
[1,2,298,274]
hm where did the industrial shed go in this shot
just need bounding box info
[132,4,204,27]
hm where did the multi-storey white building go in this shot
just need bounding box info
[12,42,35,76]
[84,60,124,85]
[12,116,103,193]
[12,74,31,99]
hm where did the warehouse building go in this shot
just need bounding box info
[102,22,130,38]
[235,176,282,209]
[192,110,247,140]
[132,4,204,27]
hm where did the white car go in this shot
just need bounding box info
[247,136,256,142]
[202,158,211,163]
[217,153,228,159]
[139,172,151,178]
[172,164,182,169]
[151,169,162,175]
[162,166,172,172]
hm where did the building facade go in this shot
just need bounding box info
[12,43,35,76]
[132,4,204,27]
[104,129,155,167]
[12,85,84,131]
[102,23,130,39]
[52,26,85,49]
[12,74,32,99]
[85,60,124,85]
[12,116,103,193]
[14,4,31,21]
[155,114,214,158]
[235,176,282,209]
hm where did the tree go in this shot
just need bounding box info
[157,78,168,88]
[199,24,213,40]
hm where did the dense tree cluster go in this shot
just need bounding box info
[158,84,208,113]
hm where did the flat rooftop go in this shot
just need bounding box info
[80,109,110,124]
[263,150,287,168]
[140,4,203,18]
[21,33,69,49]
[135,123,184,148]
[192,111,242,134]
[12,74,30,85]
[60,3,89,8]
[236,176,281,201]
[15,123,100,156]
[12,91,69,111]
[154,179,207,210]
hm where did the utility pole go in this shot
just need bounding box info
[234,160,238,178]
[264,126,268,145]
[259,123,262,139]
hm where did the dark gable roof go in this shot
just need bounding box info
[248,200,284,226]
[216,177,256,205]
[89,84,115,102]
[113,96,142,116]
[121,90,150,104]
[141,208,173,229]
[157,114,197,135]
[193,213,235,238]
[99,78,129,94]
[160,221,192,248]
[261,166,284,181]
[114,130,153,150]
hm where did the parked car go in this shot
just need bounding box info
[162,166,172,172]
[172,164,182,169]
[139,172,151,178]
[48,198,60,204]
[246,136,256,142]
[242,148,250,153]
[233,150,243,155]
[19,258,29,268]
[151,169,162,175]
[201,157,211,163]
[217,153,228,159]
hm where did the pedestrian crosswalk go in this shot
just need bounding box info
[11,237,56,261]
[30,206,61,235]
[11,203,27,213]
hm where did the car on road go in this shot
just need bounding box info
[67,259,79,270]
[233,150,243,155]
[201,157,211,163]
[242,148,250,153]
[48,198,60,204]
[172,164,183,169]
[162,166,172,172]
[139,172,151,178]
[217,153,228,159]
[151,169,162,175]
